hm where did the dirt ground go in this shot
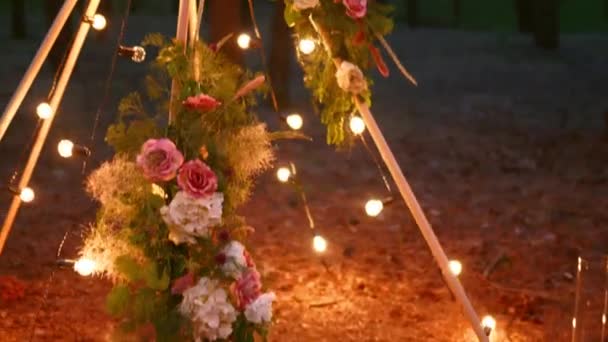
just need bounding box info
[0,9,607,342]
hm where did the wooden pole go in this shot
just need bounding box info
[0,0,78,142]
[355,99,489,341]
[0,0,101,256]
[308,15,486,339]
[168,0,190,124]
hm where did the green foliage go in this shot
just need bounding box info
[285,0,393,146]
[106,285,130,317]
[86,30,282,340]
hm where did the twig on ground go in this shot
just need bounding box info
[309,298,344,308]
[483,250,508,278]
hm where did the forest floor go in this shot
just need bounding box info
[0,8,607,342]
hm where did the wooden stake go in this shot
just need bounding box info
[0,0,78,142]
[355,98,489,341]
[168,0,190,124]
[309,15,487,339]
[0,0,101,256]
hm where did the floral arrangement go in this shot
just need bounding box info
[78,35,285,341]
[284,0,413,146]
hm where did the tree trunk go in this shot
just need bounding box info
[533,0,559,50]
[208,0,242,64]
[45,0,74,74]
[269,1,291,108]
[406,0,418,28]
[11,0,26,39]
[515,0,534,33]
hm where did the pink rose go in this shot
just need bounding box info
[177,159,218,198]
[343,0,367,19]
[182,93,222,112]
[136,138,184,182]
[232,268,262,310]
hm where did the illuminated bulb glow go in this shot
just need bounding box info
[74,258,96,276]
[57,139,74,158]
[448,260,462,276]
[119,45,146,63]
[91,14,107,30]
[572,317,577,328]
[276,167,291,183]
[602,314,606,325]
[237,33,252,49]
[481,315,496,336]
[349,116,365,135]
[365,199,383,217]
[19,187,35,203]
[312,235,327,253]
[286,114,303,130]
[36,102,53,119]
[298,38,316,55]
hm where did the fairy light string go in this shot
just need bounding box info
[245,0,279,113]
[84,0,134,173]
[244,0,327,251]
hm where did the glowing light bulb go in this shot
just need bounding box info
[74,258,96,276]
[57,139,74,158]
[36,102,53,119]
[237,33,252,50]
[286,113,303,130]
[481,315,496,336]
[19,187,35,203]
[448,260,462,276]
[312,235,327,253]
[91,14,107,31]
[349,116,365,135]
[365,199,383,217]
[298,38,316,55]
[276,167,291,183]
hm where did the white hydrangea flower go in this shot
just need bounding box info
[179,277,237,341]
[220,241,248,279]
[293,0,319,11]
[160,191,223,245]
[335,60,367,94]
[244,292,276,324]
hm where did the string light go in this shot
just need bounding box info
[285,113,303,130]
[56,139,90,158]
[448,260,462,276]
[365,198,384,217]
[89,14,107,31]
[14,187,35,203]
[36,102,53,119]
[312,235,327,253]
[237,33,252,50]
[73,258,96,276]
[298,38,316,55]
[481,315,496,336]
[118,45,146,63]
[57,139,74,158]
[349,116,365,135]
[276,167,292,183]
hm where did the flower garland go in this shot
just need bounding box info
[284,0,414,146]
[79,35,283,340]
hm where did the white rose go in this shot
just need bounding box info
[180,277,237,341]
[244,292,276,324]
[335,60,367,94]
[293,0,319,11]
[160,191,223,245]
[220,241,248,279]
